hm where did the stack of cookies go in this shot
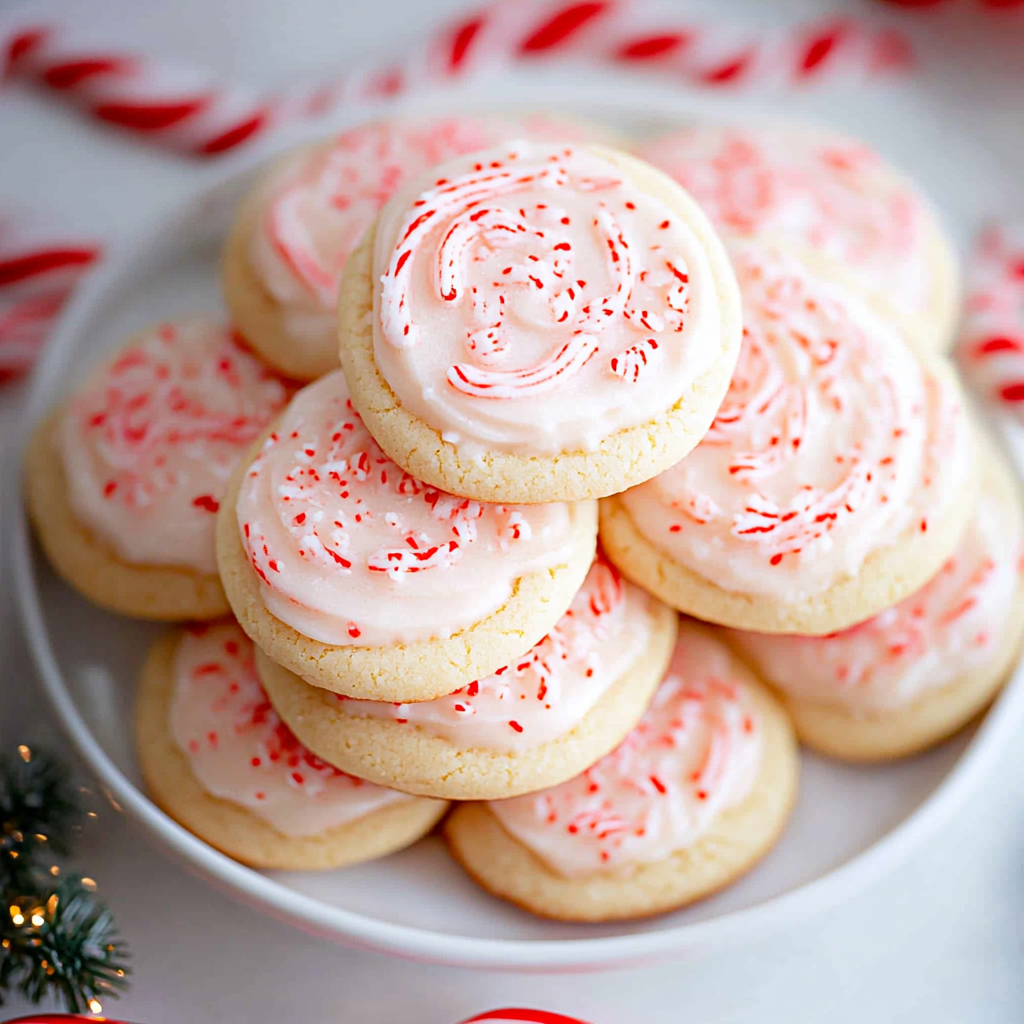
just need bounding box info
[26,114,1024,924]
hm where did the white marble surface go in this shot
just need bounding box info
[2,0,1024,1020]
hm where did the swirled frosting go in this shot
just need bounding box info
[618,243,969,600]
[170,622,409,836]
[490,621,761,876]
[337,558,658,752]
[371,140,727,456]
[728,485,1023,713]
[60,317,290,575]
[638,123,937,317]
[236,369,583,645]
[249,117,532,351]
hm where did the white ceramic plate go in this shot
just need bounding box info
[13,76,1024,972]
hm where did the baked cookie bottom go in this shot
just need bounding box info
[443,670,798,922]
[255,600,677,801]
[783,581,1024,763]
[26,411,229,622]
[216,427,599,702]
[336,148,745,505]
[598,414,978,637]
[135,631,449,870]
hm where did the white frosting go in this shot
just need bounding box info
[619,242,970,601]
[59,318,289,574]
[371,140,728,456]
[729,487,1023,713]
[169,622,410,836]
[490,621,762,877]
[638,123,937,316]
[236,369,585,646]
[337,560,658,752]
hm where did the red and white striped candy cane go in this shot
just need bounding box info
[0,212,100,384]
[430,1,912,87]
[3,1,913,159]
[457,1010,595,1024]
[956,220,1024,419]
[4,24,281,156]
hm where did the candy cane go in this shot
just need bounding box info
[0,211,101,384]
[3,1,913,159]
[457,1010,596,1024]
[955,221,1024,419]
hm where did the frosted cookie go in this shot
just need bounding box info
[224,116,549,381]
[135,621,447,870]
[637,122,960,348]
[726,445,1024,761]
[444,620,798,922]
[601,241,975,635]
[257,557,678,800]
[217,368,597,701]
[337,140,743,503]
[25,318,291,621]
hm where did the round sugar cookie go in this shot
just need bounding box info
[600,240,976,635]
[257,558,678,800]
[216,368,598,701]
[25,317,291,621]
[135,622,448,870]
[337,140,743,503]
[727,442,1024,761]
[636,121,960,349]
[444,620,798,922]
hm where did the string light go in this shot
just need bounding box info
[17,745,31,762]
[82,877,97,891]
[88,998,103,1014]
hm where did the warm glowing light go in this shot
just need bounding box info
[82,877,97,891]
[88,998,103,1014]
[86,811,98,819]
[11,913,24,926]
[50,865,60,876]
[31,913,45,927]
[17,744,31,762]
[47,893,59,914]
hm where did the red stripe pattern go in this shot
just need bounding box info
[458,1010,596,1024]
[3,2,913,158]
[4,24,279,157]
[0,213,100,384]
[956,221,1024,419]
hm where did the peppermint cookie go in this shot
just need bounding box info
[727,445,1024,761]
[223,116,538,381]
[337,140,743,503]
[257,558,677,800]
[601,242,975,635]
[136,621,447,869]
[217,368,597,701]
[637,122,960,348]
[444,620,798,922]
[26,318,291,621]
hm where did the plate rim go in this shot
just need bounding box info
[13,80,1024,971]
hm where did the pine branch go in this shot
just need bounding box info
[0,747,131,1012]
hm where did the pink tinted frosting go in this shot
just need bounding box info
[169,621,410,836]
[60,317,290,575]
[371,140,727,456]
[249,117,529,351]
[618,243,970,601]
[729,487,1023,713]
[338,558,659,752]
[490,621,762,876]
[638,123,936,316]
[236,369,583,646]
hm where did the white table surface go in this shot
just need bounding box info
[2,0,1024,1020]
